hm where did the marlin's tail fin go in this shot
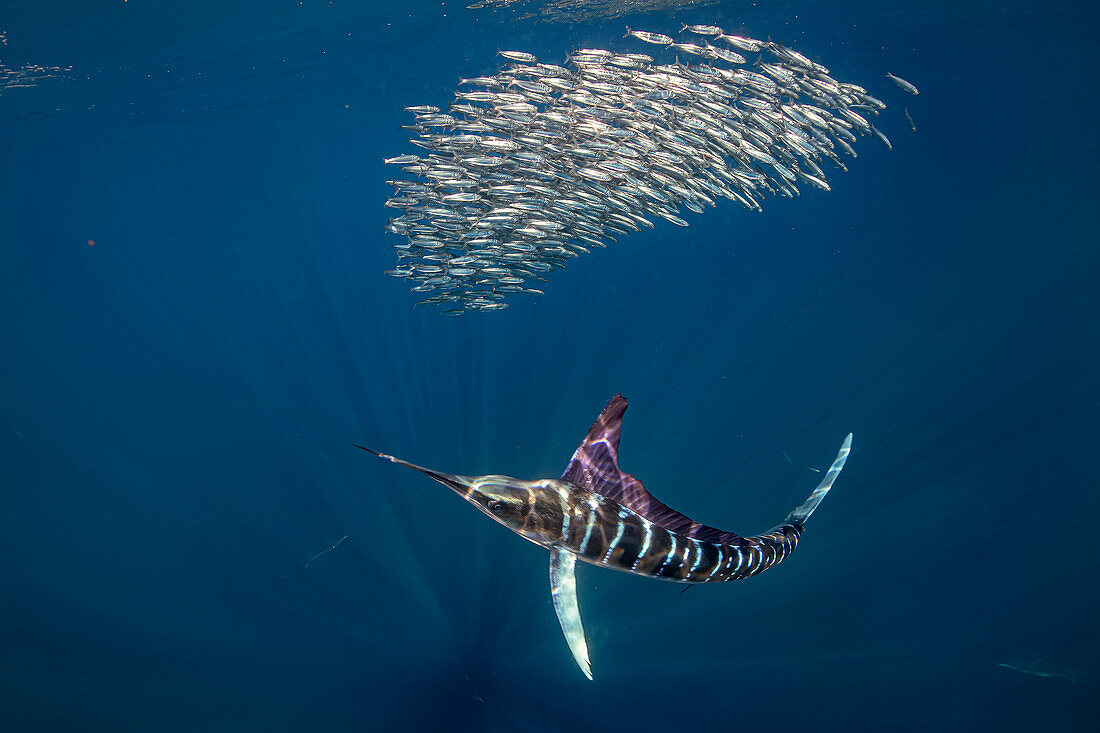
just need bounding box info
[784,433,852,527]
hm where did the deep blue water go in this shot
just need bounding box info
[2,1,1098,730]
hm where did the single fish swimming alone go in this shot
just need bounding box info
[886,71,920,95]
[358,395,851,679]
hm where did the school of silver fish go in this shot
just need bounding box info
[466,0,721,23]
[384,24,901,314]
[0,29,72,94]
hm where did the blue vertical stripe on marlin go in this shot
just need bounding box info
[357,394,851,680]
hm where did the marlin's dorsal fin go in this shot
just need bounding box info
[561,395,741,544]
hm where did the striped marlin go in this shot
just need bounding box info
[358,394,851,680]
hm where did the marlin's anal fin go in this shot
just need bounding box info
[549,547,593,681]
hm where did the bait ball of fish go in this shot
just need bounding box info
[466,0,723,24]
[384,24,893,314]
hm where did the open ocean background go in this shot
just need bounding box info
[1,0,1097,729]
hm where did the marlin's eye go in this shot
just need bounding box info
[488,500,505,513]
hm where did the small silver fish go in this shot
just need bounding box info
[871,124,893,150]
[499,50,538,63]
[886,72,919,95]
[718,34,763,52]
[709,45,746,64]
[625,28,673,45]
[681,23,723,35]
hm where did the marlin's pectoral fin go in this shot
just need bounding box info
[549,547,593,681]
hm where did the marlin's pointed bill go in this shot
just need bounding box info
[353,445,473,496]
[359,396,852,680]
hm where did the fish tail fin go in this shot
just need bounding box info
[623,26,632,38]
[784,433,852,527]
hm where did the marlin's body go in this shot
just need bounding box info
[359,395,851,679]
